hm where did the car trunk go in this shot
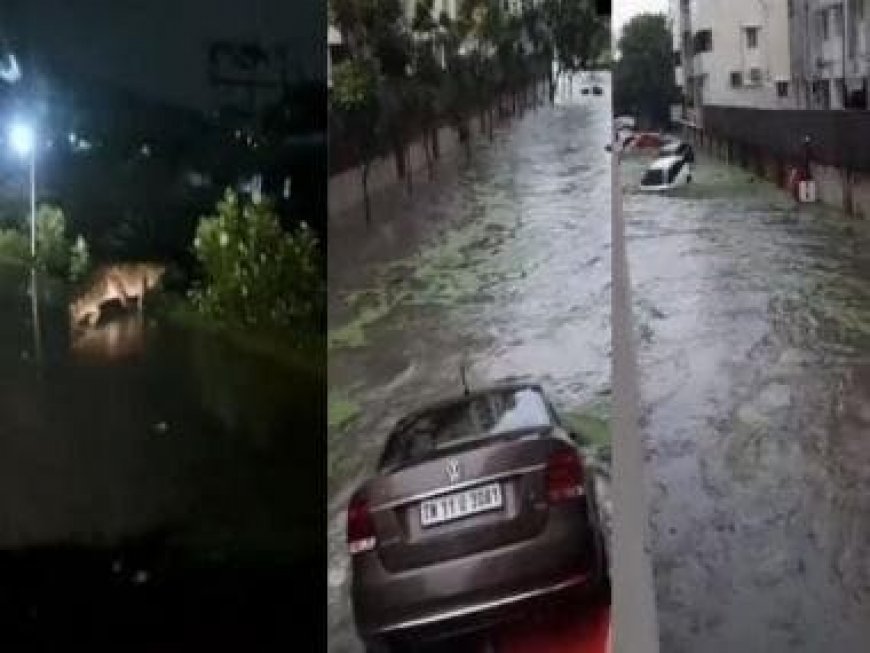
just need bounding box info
[367,434,555,574]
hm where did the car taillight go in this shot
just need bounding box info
[347,493,377,555]
[546,448,585,503]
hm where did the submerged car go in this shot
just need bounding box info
[639,154,693,192]
[349,382,608,651]
[607,130,667,154]
[659,140,695,163]
[630,132,667,150]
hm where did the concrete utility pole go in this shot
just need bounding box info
[611,149,661,653]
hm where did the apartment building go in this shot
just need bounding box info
[790,0,870,109]
[672,0,793,125]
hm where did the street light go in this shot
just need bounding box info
[8,120,36,259]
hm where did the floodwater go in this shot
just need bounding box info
[623,153,870,652]
[328,73,612,651]
[0,263,322,646]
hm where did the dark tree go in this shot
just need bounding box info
[613,13,677,129]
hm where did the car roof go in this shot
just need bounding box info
[393,382,546,428]
[648,155,684,170]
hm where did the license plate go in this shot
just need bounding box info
[420,483,503,527]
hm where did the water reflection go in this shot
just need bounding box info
[70,311,146,362]
[30,267,42,364]
[0,260,320,558]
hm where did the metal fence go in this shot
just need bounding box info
[703,105,870,172]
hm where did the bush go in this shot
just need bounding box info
[189,189,322,332]
[36,204,71,276]
[69,234,91,282]
[0,228,29,263]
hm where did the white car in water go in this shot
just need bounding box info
[639,155,693,192]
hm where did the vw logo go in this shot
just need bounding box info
[445,459,461,484]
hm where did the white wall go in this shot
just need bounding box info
[689,0,793,109]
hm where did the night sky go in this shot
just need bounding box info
[1,0,324,113]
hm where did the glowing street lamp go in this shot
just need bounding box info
[8,120,36,259]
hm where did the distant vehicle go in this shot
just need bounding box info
[639,155,693,192]
[349,382,609,652]
[659,140,695,163]
[592,86,603,96]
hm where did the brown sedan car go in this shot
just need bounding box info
[347,383,608,652]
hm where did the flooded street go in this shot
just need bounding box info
[0,263,321,644]
[328,74,612,651]
[622,153,870,652]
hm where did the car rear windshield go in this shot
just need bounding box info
[641,168,665,186]
[380,388,553,469]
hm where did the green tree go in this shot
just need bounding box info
[460,0,503,140]
[35,204,71,276]
[0,228,29,264]
[613,13,676,129]
[541,0,608,101]
[190,189,322,332]
[331,0,412,192]
[440,12,476,160]
[331,59,381,224]
[412,0,445,178]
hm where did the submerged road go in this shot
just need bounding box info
[328,74,613,652]
[623,152,870,652]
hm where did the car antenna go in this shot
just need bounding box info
[460,357,470,396]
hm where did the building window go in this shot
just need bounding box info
[693,29,713,53]
[674,50,682,66]
[730,71,743,87]
[813,79,832,109]
[849,0,860,56]
[777,80,789,97]
[833,4,845,37]
[749,67,763,85]
[788,0,794,17]
[745,26,759,49]
[818,9,830,41]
